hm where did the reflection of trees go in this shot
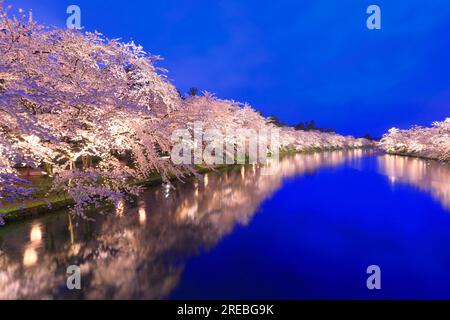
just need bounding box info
[378,155,450,210]
[0,150,363,299]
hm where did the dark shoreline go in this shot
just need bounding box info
[383,151,450,163]
[1,147,374,225]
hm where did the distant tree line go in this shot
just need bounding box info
[177,87,200,100]
[267,115,381,140]
[176,93,378,140]
[267,115,336,133]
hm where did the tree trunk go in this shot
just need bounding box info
[44,162,53,176]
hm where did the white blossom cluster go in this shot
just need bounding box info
[379,119,450,162]
[0,4,365,220]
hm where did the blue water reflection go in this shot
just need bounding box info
[1,151,450,299]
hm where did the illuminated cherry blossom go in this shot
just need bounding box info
[379,119,450,161]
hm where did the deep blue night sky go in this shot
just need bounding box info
[9,0,450,136]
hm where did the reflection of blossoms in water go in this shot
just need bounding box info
[0,255,58,299]
[30,224,43,243]
[0,151,363,299]
[378,155,450,210]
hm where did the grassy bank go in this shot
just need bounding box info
[384,150,450,163]
[0,147,364,224]
[0,163,236,223]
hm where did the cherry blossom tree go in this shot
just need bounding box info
[379,119,450,161]
[0,3,183,215]
[0,2,367,222]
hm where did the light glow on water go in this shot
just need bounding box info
[139,207,147,225]
[23,247,38,267]
[2,151,450,299]
[30,224,42,243]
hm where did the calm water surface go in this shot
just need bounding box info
[1,150,450,299]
